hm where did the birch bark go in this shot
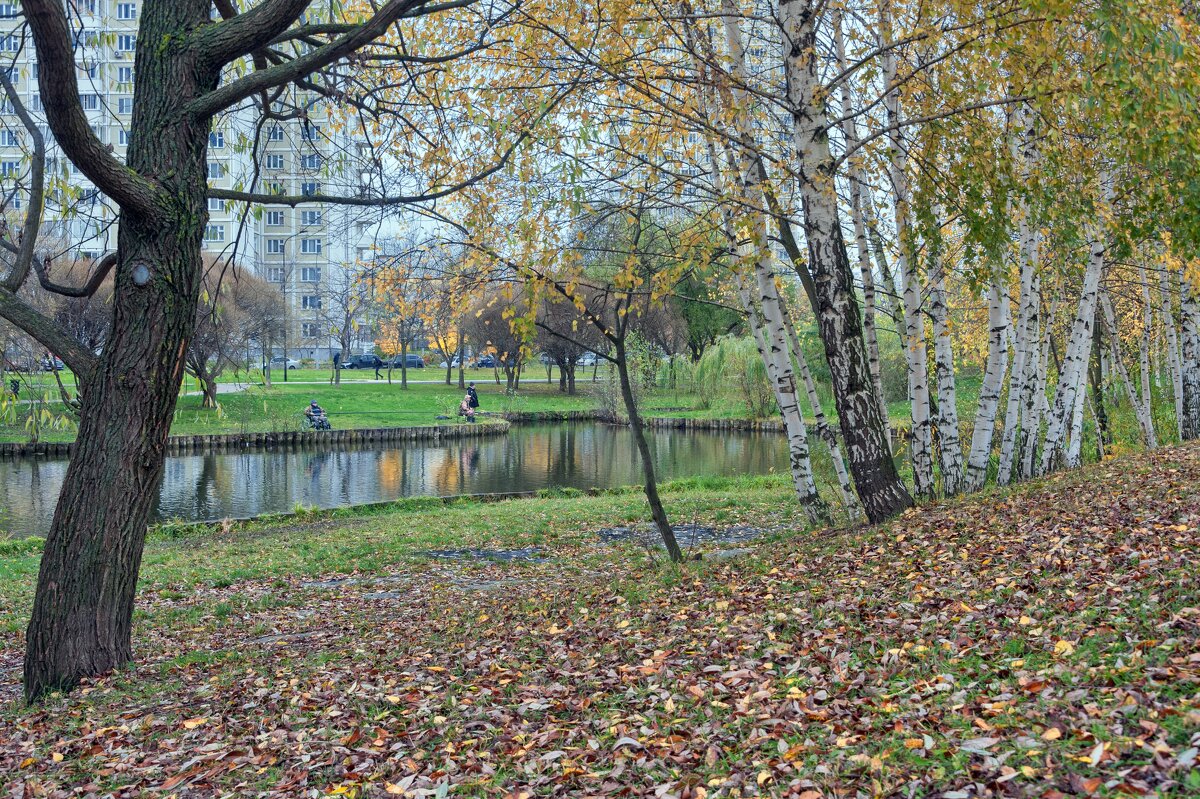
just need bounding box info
[778,0,913,522]
[997,108,1041,485]
[965,267,1009,490]
[880,2,934,497]
[1101,291,1158,449]
[683,21,829,522]
[1040,225,1105,473]
[779,292,859,514]
[1157,271,1184,440]
[833,9,888,424]
[1181,277,1200,441]
[927,245,963,494]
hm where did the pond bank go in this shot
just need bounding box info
[0,420,511,458]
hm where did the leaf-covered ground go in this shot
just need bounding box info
[1,446,1199,798]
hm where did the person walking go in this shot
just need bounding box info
[373,355,383,380]
[331,351,340,384]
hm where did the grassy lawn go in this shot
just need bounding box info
[1,445,1198,796]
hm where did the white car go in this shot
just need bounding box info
[576,352,600,367]
[269,356,299,370]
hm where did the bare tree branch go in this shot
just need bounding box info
[0,69,44,292]
[22,0,167,219]
[0,287,97,379]
[32,253,117,299]
[187,0,477,120]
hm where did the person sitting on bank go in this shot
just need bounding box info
[305,400,331,429]
[458,394,476,422]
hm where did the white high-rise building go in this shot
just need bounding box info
[0,1,399,362]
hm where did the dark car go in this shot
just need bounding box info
[343,354,383,369]
[391,354,425,368]
[473,355,497,368]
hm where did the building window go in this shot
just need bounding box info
[301,267,321,282]
[301,210,321,226]
[0,161,18,176]
[302,123,320,141]
[2,35,19,52]
[301,153,320,170]
[265,153,284,170]
[301,295,322,310]
[208,131,224,149]
[301,181,319,197]
[0,130,18,147]
[117,35,136,53]
[266,238,285,254]
[300,238,322,254]
[207,161,223,178]
[116,3,137,20]
[119,130,130,146]
[90,124,105,144]
[208,197,226,212]
[266,210,284,226]
[0,5,16,19]
[266,267,286,282]
[80,94,100,110]
[301,322,321,338]
[117,97,133,114]
[268,124,284,141]
[117,66,134,85]
[204,224,225,242]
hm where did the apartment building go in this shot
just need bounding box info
[0,0,389,362]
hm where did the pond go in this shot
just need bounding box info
[0,422,787,538]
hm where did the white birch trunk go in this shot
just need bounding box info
[927,247,963,494]
[684,30,828,522]
[1040,225,1105,473]
[1157,270,1184,440]
[1181,277,1200,440]
[833,10,889,425]
[777,0,914,524]
[965,268,1009,490]
[779,291,859,514]
[1017,285,1048,481]
[1139,267,1154,414]
[1101,291,1158,449]
[880,6,934,497]
[1064,378,1088,469]
[997,107,1041,485]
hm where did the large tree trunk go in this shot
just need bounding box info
[24,0,216,701]
[780,0,912,523]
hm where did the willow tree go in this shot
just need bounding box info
[2,0,550,702]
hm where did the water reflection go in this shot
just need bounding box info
[0,423,786,538]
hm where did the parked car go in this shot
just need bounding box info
[391,354,425,368]
[473,355,497,368]
[269,356,299,370]
[438,356,463,368]
[343,353,383,369]
[576,352,600,367]
[41,356,65,372]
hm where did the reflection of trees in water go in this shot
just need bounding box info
[1,425,789,537]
